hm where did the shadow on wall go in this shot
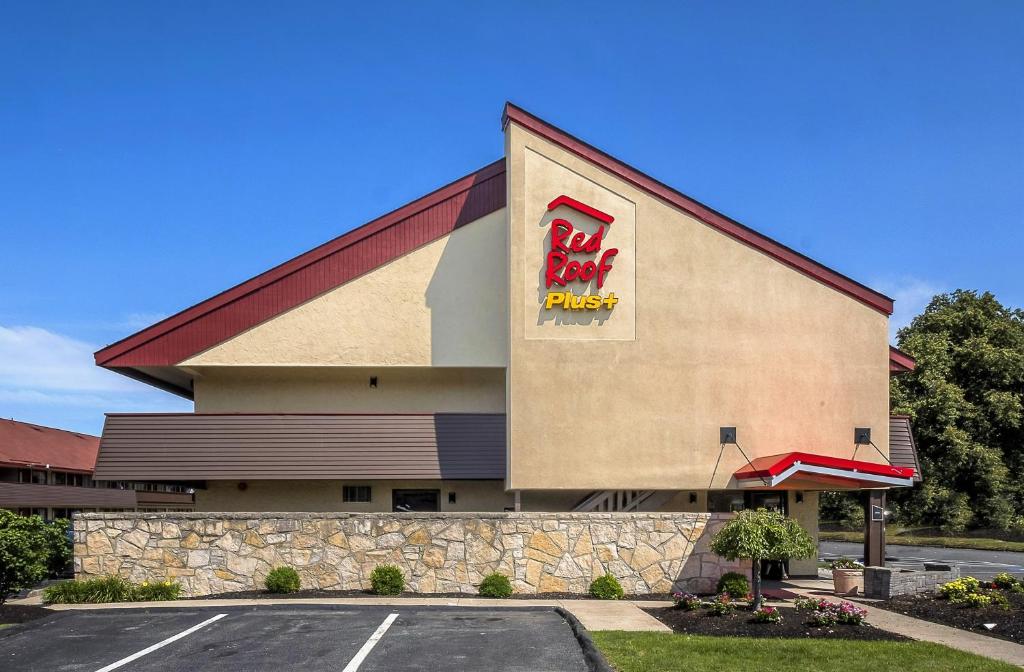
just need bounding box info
[425,169,507,366]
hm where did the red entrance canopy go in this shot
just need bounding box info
[734,452,915,489]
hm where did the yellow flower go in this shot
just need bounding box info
[141,581,149,587]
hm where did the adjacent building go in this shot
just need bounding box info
[0,418,194,518]
[91,103,918,576]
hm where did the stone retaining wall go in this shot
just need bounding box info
[864,566,960,599]
[73,512,744,597]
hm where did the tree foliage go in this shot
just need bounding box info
[0,510,68,606]
[890,290,1024,533]
[710,508,815,609]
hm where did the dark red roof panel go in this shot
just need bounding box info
[890,346,916,374]
[0,418,100,473]
[95,159,506,369]
[503,103,894,316]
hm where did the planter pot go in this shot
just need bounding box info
[833,568,863,596]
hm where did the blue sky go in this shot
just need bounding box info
[1,2,1022,435]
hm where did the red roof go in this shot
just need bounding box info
[94,159,507,387]
[734,451,915,489]
[0,418,100,473]
[95,103,896,396]
[503,103,894,316]
[890,346,916,374]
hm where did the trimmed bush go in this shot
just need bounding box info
[370,564,405,596]
[716,571,750,599]
[588,574,624,600]
[43,576,181,604]
[478,572,513,598]
[992,572,1019,590]
[265,566,301,594]
[0,510,65,606]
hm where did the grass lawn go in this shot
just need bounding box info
[820,530,1024,553]
[591,632,1018,672]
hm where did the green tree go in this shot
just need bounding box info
[709,508,815,610]
[891,290,1024,533]
[0,510,59,606]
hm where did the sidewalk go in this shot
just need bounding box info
[783,578,1024,667]
[7,594,671,633]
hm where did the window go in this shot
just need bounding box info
[343,485,372,503]
[707,490,745,513]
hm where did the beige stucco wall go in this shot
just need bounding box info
[506,122,891,491]
[195,480,511,512]
[192,367,504,413]
[788,490,820,577]
[182,209,507,368]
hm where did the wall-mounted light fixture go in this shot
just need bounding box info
[369,376,378,389]
[688,492,698,504]
[237,482,248,491]
[795,491,804,504]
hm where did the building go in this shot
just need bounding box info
[0,418,195,518]
[91,103,918,577]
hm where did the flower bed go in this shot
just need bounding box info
[645,606,906,640]
[649,594,899,640]
[875,573,1024,643]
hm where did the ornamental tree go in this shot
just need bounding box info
[0,510,66,606]
[709,508,816,610]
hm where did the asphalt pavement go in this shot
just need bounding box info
[821,540,1024,579]
[0,605,588,672]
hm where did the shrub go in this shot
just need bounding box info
[672,592,702,611]
[938,577,982,602]
[716,572,750,599]
[706,593,734,616]
[794,596,819,611]
[588,574,624,600]
[751,606,782,623]
[830,557,864,570]
[0,510,64,606]
[992,572,1020,590]
[43,576,181,604]
[265,566,301,594]
[478,573,513,598]
[370,564,405,596]
[804,599,869,626]
[134,580,181,601]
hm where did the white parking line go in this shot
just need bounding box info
[93,613,227,672]
[342,612,399,672]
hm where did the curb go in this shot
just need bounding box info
[555,606,614,672]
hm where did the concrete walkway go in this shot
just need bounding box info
[7,594,671,633]
[783,578,1024,667]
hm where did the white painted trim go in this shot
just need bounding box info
[737,462,914,489]
[342,612,399,672]
[93,613,226,672]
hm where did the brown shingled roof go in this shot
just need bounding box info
[0,418,100,473]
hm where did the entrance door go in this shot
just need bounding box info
[392,489,440,512]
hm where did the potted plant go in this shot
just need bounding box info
[830,557,864,596]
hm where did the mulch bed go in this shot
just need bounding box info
[0,604,54,626]
[191,589,675,601]
[874,592,1024,643]
[645,606,908,641]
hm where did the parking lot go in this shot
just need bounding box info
[0,605,589,672]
